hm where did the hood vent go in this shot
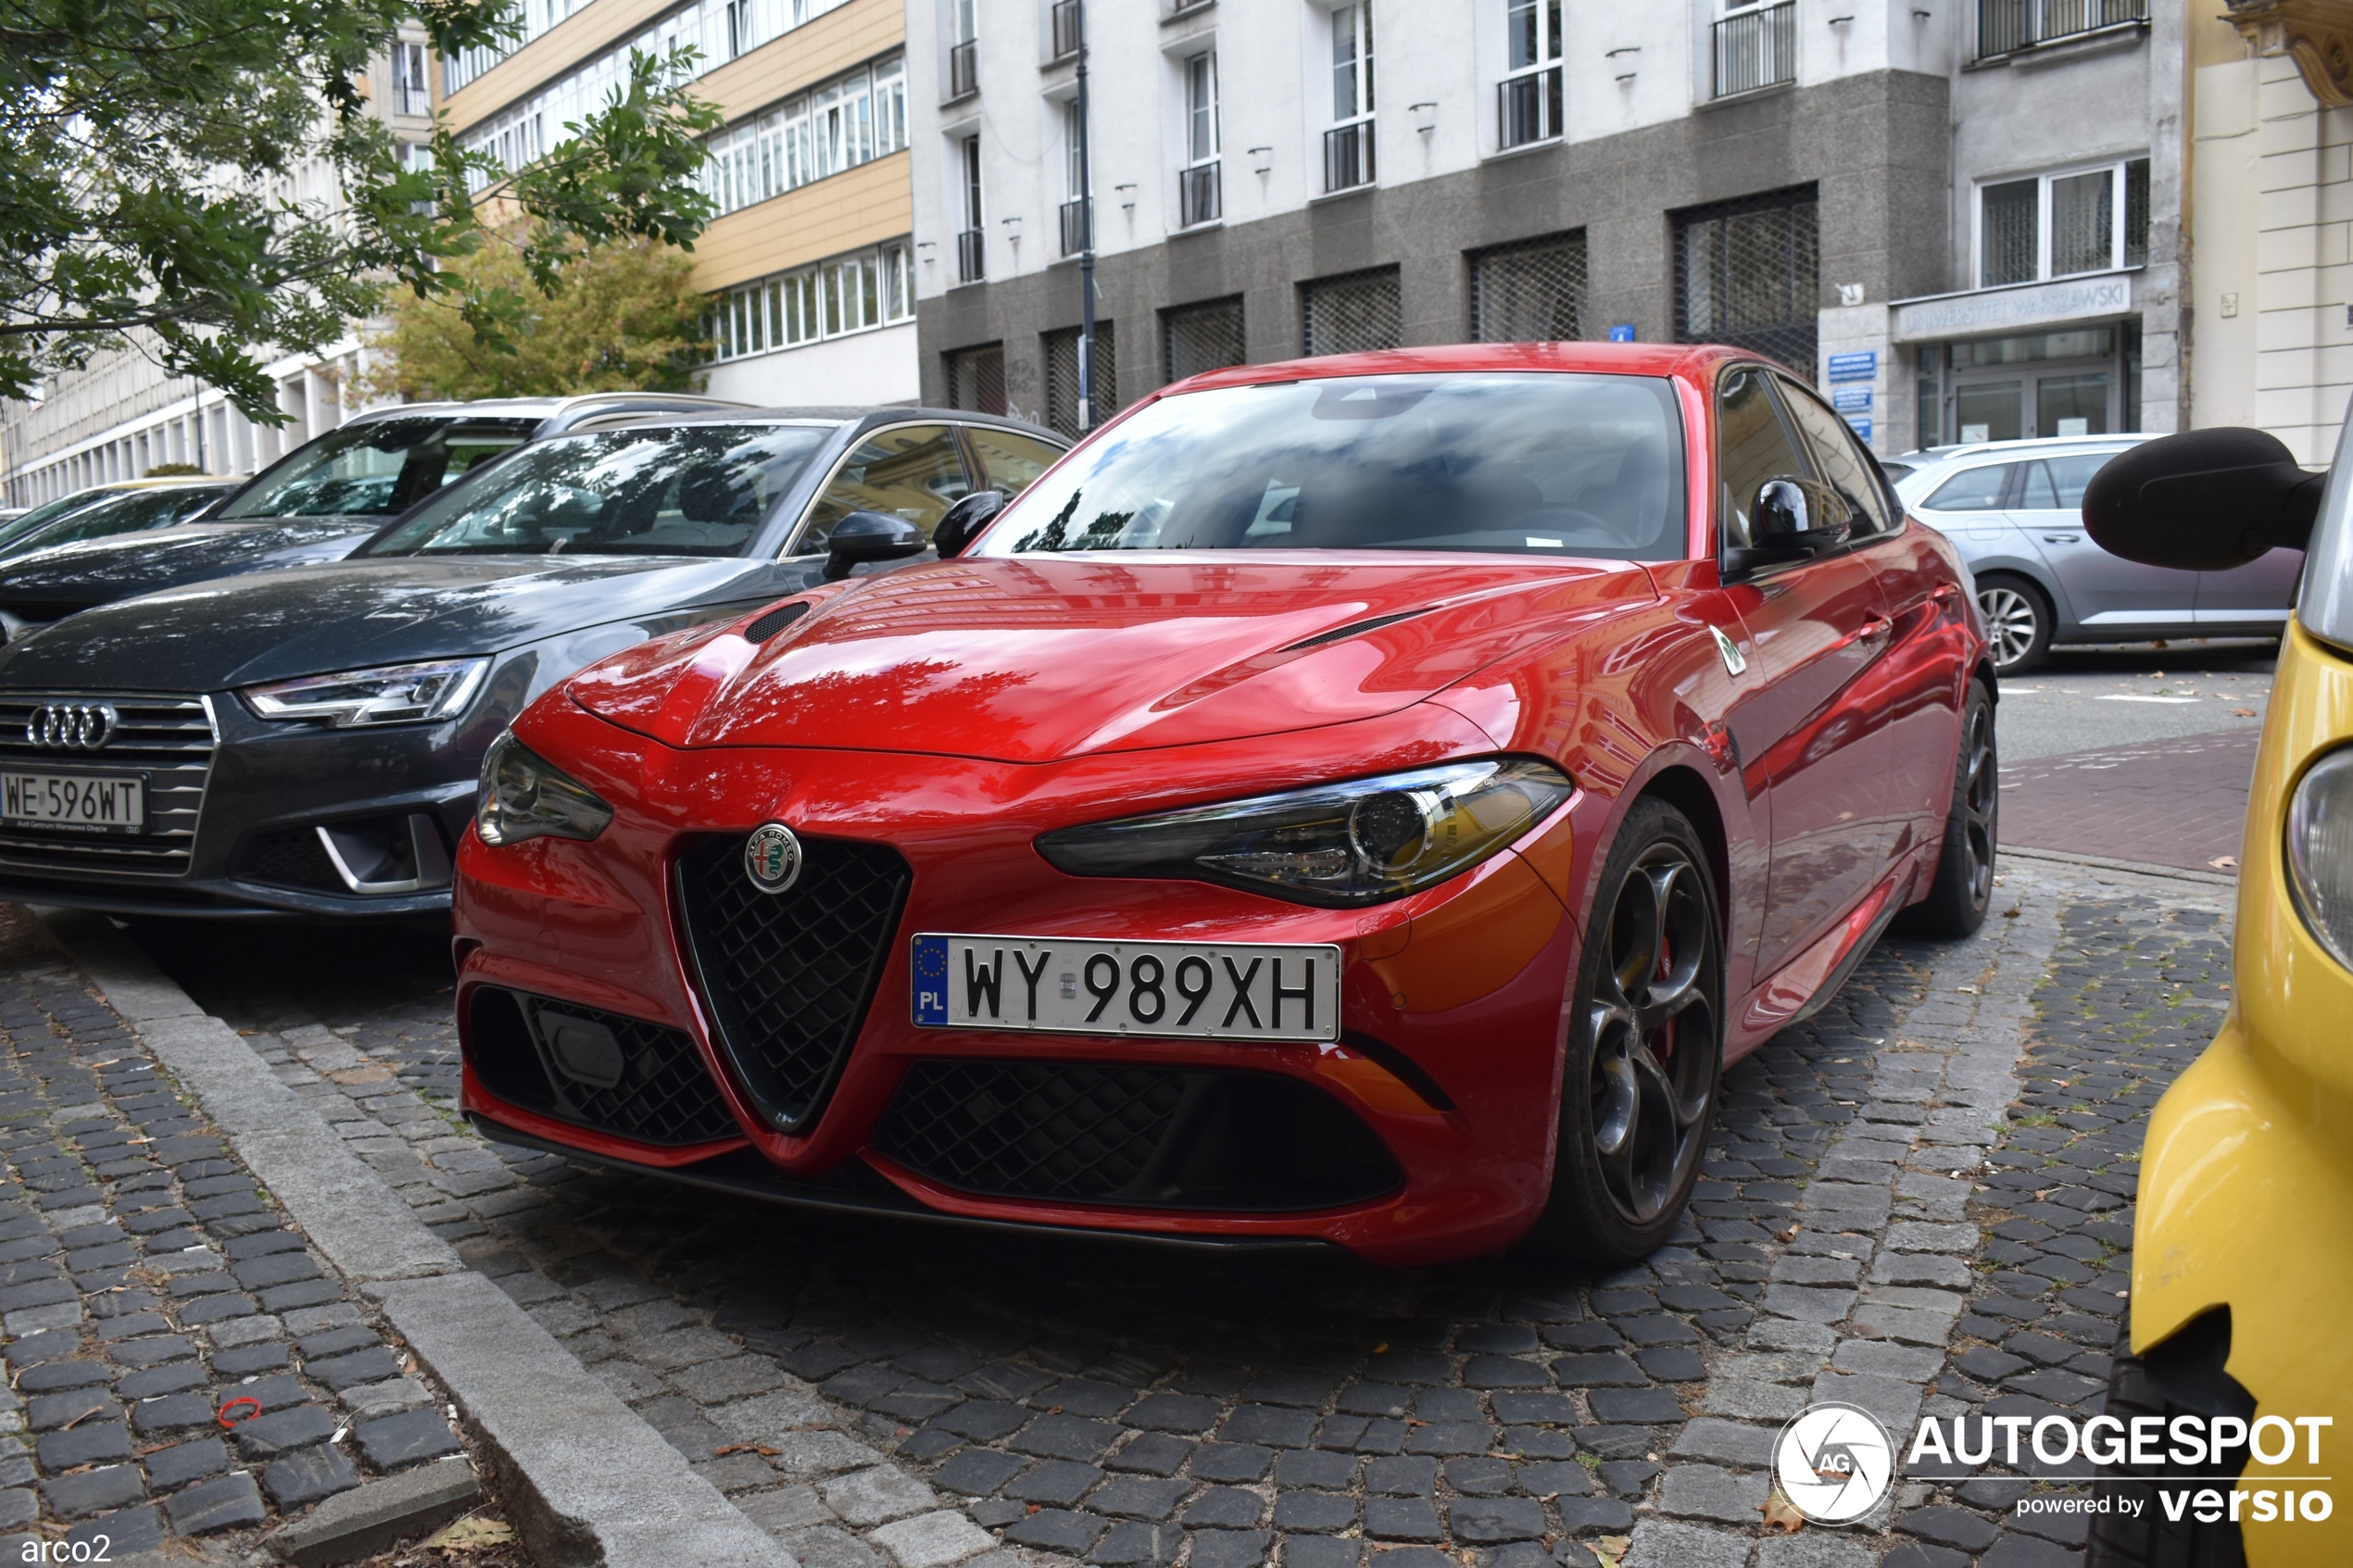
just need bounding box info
[745,601,810,644]
[1279,608,1434,653]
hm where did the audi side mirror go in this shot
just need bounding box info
[932,489,1006,559]
[823,510,928,581]
[2082,427,2322,571]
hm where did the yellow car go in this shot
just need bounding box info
[2081,426,2353,1565]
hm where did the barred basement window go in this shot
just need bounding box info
[946,344,1007,415]
[1302,267,1402,358]
[706,244,912,361]
[1163,296,1246,384]
[1042,322,1118,437]
[1673,185,1819,377]
[1471,232,1588,343]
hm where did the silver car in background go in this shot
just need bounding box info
[1888,434,2306,673]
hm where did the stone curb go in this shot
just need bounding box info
[1999,844,2238,887]
[265,1455,481,1566]
[40,911,796,1568]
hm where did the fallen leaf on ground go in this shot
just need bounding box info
[1761,1486,1806,1533]
[2209,857,2237,871]
[1592,1536,1633,1568]
[2234,709,2256,717]
[425,1517,515,1551]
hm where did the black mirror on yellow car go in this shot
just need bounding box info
[2081,425,2324,571]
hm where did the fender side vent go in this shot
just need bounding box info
[746,602,811,643]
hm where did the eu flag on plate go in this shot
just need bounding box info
[911,935,950,1025]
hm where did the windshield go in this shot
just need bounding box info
[363,423,830,558]
[0,485,231,559]
[975,372,1685,559]
[0,487,123,549]
[217,417,539,521]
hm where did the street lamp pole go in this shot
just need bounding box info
[1075,0,1096,430]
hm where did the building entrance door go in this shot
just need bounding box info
[1916,322,2141,445]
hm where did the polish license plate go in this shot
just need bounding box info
[0,771,146,833]
[912,935,1342,1043]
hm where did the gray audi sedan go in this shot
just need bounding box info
[0,408,1065,920]
[1893,433,2306,673]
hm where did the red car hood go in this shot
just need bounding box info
[569,554,1657,763]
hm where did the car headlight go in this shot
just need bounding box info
[2287,746,2353,972]
[1036,759,1574,908]
[475,731,613,847]
[242,659,489,728]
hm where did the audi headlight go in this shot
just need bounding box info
[242,659,489,728]
[1037,759,1574,908]
[2287,746,2353,972]
[475,731,612,847]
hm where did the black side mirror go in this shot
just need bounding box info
[2082,427,2322,570]
[932,489,1006,559]
[823,509,928,581]
[1726,476,1849,578]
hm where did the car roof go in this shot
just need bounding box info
[1163,340,1743,397]
[341,391,750,428]
[1896,433,2154,467]
[544,405,1070,443]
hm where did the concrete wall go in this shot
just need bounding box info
[704,320,919,405]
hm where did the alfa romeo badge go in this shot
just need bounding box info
[743,822,804,894]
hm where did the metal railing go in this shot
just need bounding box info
[1324,121,1374,193]
[1978,0,2146,56]
[1051,0,1083,59]
[1498,67,1562,150]
[1713,3,1796,97]
[394,84,432,117]
[948,38,978,100]
[956,228,985,283]
[1179,161,1221,227]
[1060,198,1091,257]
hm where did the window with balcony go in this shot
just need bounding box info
[1052,0,1084,59]
[1325,4,1375,194]
[958,135,986,282]
[1713,0,1795,97]
[1979,0,2147,58]
[1500,0,1562,149]
[1977,157,2150,288]
[1180,51,1221,227]
[392,43,431,117]
[948,0,978,99]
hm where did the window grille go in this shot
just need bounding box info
[1163,297,1246,384]
[1302,267,1403,358]
[1043,322,1118,436]
[1673,185,1820,377]
[1325,124,1374,194]
[1471,232,1588,344]
[947,345,1007,415]
[1979,0,2146,58]
[1976,158,2150,289]
[1713,2,1795,97]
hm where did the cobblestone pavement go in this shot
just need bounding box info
[119,856,2229,1568]
[0,913,476,1562]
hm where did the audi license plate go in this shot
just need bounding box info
[1,771,146,833]
[912,935,1341,1043]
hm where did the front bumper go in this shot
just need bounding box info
[2132,621,2353,1562]
[453,697,1608,1265]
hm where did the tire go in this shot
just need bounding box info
[1894,678,1997,939]
[2086,1314,2252,1567]
[1976,573,2053,675]
[1523,797,1723,1263]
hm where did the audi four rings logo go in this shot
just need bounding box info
[26,703,116,751]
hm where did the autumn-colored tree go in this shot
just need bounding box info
[363,226,711,401]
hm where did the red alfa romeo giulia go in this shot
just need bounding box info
[451,344,1994,1266]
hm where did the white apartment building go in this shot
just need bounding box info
[905,0,2182,455]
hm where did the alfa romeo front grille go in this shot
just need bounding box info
[673,834,912,1135]
[0,693,214,876]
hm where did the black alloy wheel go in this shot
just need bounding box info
[1895,678,1998,938]
[1526,797,1721,1262]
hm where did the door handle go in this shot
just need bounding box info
[1856,616,1892,642]
[2043,533,2081,544]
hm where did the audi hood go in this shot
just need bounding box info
[0,556,807,693]
[568,553,1661,763]
[0,519,381,622]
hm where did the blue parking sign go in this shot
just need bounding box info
[1608,324,1636,343]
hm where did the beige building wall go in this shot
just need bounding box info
[441,0,917,406]
[2191,10,2353,461]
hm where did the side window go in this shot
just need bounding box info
[1778,380,1896,537]
[1716,365,1816,550]
[2045,450,2123,508]
[965,428,1064,496]
[1922,464,2013,512]
[796,424,973,554]
[2015,461,2061,510]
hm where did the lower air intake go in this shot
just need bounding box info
[873,1060,1403,1211]
[466,988,740,1148]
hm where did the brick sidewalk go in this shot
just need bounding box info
[1997,730,2259,872]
